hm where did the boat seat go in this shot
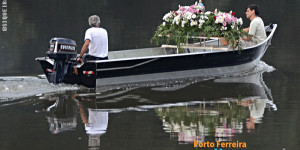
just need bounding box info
[108,51,125,59]
[124,49,154,58]
[108,47,168,59]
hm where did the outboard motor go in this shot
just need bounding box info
[47,37,77,84]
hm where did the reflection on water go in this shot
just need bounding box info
[41,93,109,150]
[76,97,109,149]
[156,98,276,144]
[42,95,77,134]
[34,68,276,149]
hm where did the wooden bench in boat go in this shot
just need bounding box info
[157,35,231,53]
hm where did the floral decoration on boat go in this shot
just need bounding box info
[152,1,248,50]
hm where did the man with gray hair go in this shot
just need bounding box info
[77,15,108,63]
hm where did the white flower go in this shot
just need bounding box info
[190,22,194,27]
[181,20,187,27]
[194,21,198,25]
[227,14,232,19]
[173,15,181,25]
[199,19,205,24]
[221,26,228,31]
[198,19,205,28]
[237,18,243,25]
[192,14,196,19]
[198,24,203,29]
[183,11,193,20]
[190,20,198,26]
[163,12,172,22]
[187,15,192,20]
[215,15,224,24]
[163,22,166,26]
[205,11,211,15]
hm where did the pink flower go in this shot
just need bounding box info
[232,17,237,22]
[187,8,193,12]
[225,17,231,23]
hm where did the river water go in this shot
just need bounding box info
[1,0,300,150]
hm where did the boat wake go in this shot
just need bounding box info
[254,61,275,73]
[0,76,82,104]
[217,61,275,79]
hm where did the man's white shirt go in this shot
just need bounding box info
[84,27,108,58]
[249,17,267,44]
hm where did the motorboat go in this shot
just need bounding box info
[36,24,277,88]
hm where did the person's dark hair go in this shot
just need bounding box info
[248,4,260,16]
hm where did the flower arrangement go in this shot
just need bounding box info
[151,1,247,50]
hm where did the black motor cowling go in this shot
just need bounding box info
[47,37,77,59]
[47,37,77,84]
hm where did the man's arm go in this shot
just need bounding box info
[243,27,250,33]
[241,27,252,41]
[242,35,253,41]
[77,39,90,62]
[77,101,89,124]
